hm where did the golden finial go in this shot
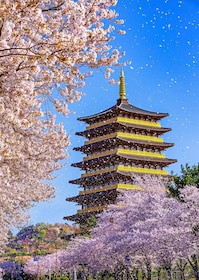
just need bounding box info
[119,69,126,99]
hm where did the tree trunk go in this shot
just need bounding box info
[146,262,152,280]
[141,269,146,280]
[179,270,186,280]
[157,267,161,280]
[133,268,139,280]
[188,254,199,280]
[114,264,125,280]
[176,259,187,280]
[165,265,172,280]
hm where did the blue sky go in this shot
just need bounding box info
[29,0,199,226]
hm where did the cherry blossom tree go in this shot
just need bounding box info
[60,235,120,279]
[0,108,69,249]
[59,176,199,280]
[0,261,22,279]
[178,186,199,280]
[89,175,172,280]
[60,176,169,279]
[0,0,124,114]
[24,250,65,278]
[0,0,125,245]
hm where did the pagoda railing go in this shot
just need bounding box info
[85,132,163,145]
[81,165,168,178]
[77,205,107,214]
[83,148,165,161]
[79,184,141,195]
[86,117,161,130]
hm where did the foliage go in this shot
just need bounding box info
[79,214,97,236]
[168,163,199,198]
[2,223,79,262]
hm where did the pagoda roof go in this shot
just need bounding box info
[72,153,177,169]
[76,122,171,137]
[78,70,168,123]
[69,170,133,186]
[77,99,168,123]
[66,187,117,203]
[64,211,103,223]
[69,168,170,186]
[74,136,175,152]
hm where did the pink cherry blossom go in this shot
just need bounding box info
[60,175,199,279]
[0,0,124,246]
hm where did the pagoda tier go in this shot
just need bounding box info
[66,205,110,224]
[66,183,142,223]
[69,170,136,187]
[76,121,171,138]
[69,168,169,187]
[74,137,174,154]
[66,185,139,223]
[67,183,141,203]
[64,70,177,225]
[71,152,176,170]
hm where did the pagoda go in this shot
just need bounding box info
[64,71,177,224]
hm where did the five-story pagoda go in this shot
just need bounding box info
[64,71,177,224]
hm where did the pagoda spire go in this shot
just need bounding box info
[119,69,126,99]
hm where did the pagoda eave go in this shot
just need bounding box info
[66,184,142,204]
[76,125,171,138]
[66,188,118,203]
[63,212,97,223]
[69,170,133,185]
[63,213,90,223]
[74,138,175,153]
[69,167,170,185]
[64,205,107,223]
[77,103,169,124]
[71,155,177,169]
